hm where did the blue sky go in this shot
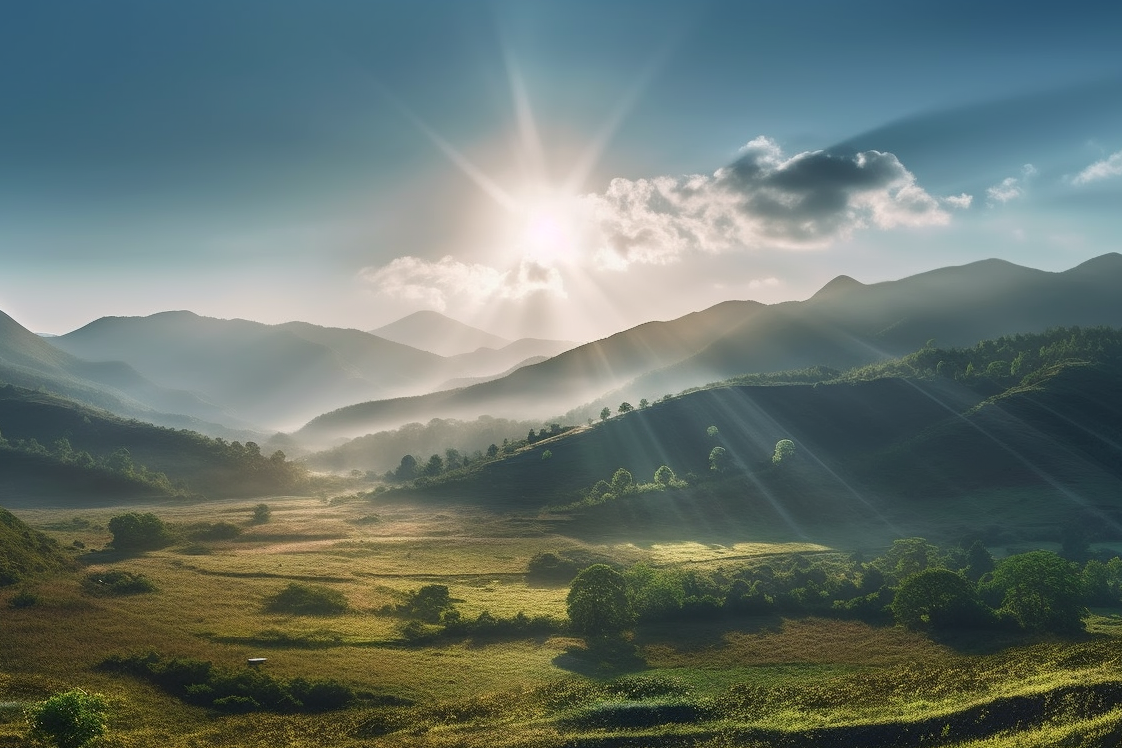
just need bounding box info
[1,0,1120,340]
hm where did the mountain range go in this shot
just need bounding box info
[299,254,1122,444]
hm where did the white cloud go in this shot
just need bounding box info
[748,276,780,289]
[942,193,973,209]
[582,136,955,270]
[986,164,1037,205]
[1072,150,1122,185]
[360,255,564,310]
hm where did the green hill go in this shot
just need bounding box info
[396,328,1122,544]
[0,506,70,585]
[0,384,306,503]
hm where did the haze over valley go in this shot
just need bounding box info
[2,2,1121,746]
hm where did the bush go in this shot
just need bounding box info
[100,652,353,713]
[396,584,455,623]
[26,689,108,748]
[10,589,38,608]
[83,569,157,596]
[107,512,171,551]
[263,583,348,615]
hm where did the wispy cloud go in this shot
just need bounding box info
[1072,150,1122,185]
[986,164,1037,205]
[583,136,962,270]
[360,255,564,311]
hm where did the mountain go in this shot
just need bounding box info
[298,299,765,442]
[629,254,1122,399]
[0,309,250,436]
[50,312,448,430]
[50,313,580,432]
[299,254,1122,444]
[370,310,511,356]
[394,329,1122,541]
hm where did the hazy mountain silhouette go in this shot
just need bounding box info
[0,309,250,436]
[371,310,512,356]
[50,312,580,431]
[299,299,765,442]
[299,255,1122,443]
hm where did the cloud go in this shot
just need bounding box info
[942,193,973,209]
[748,276,780,289]
[582,136,957,270]
[360,255,564,310]
[1072,150,1122,185]
[986,164,1037,205]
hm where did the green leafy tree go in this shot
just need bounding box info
[772,439,796,464]
[541,449,552,461]
[400,584,455,623]
[421,454,444,477]
[653,465,676,486]
[984,551,1087,633]
[708,446,728,472]
[599,407,611,422]
[395,454,418,480]
[964,540,994,582]
[567,564,633,636]
[609,468,633,495]
[486,443,499,458]
[706,425,719,439]
[252,503,271,524]
[26,689,108,748]
[107,512,171,551]
[638,398,649,409]
[617,402,633,415]
[891,569,988,630]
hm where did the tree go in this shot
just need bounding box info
[567,564,633,636]
[984,551,1087,633]
[541,449,553,461]
[609,468,633,495]
[706,425,719,439]
[395,454,418,480]
[772,439,796,464]
[891,569,988,631]
[708,446,728,472]
[654,465,676,486]
[252,504,271,524]
[599,407,611,422]
[486,444,499,458]
[638,398,649,409]
[26,689,108,748]
[422,454,444,477]
[107,512,171,551]
[617,402,633,415]
[963,540,994,582]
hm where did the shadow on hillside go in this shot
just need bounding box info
[553,636,647,676]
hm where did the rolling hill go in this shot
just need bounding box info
[391,327,1122,543]
[299,255,1122,444]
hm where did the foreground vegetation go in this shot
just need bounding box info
[5,495,1122,747]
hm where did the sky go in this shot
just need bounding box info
[1,0,1120,341]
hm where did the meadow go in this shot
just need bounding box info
[4,493,1122,747]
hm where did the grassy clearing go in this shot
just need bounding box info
[4,495,1122,746]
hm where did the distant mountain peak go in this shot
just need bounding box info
[811,274,865,299]
[371,311,511,357]
[1065,252,1122,276]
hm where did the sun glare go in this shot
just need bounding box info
[518,196,582,267]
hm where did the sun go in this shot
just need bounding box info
[517,194,583,268]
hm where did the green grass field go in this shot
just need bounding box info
[4,493,1122,747]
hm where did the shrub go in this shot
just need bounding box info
[10,589,38,608]
[26,689,108,748]
[263,583,348,615]
[83,569,157,596]
[107,512,171,551]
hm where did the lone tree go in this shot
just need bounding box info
[653,465,676,486]
[599,407,611,422]
[617,402,634,415]
[609,468,633,496]
[26,689,109,748]
[772,439,796,464]
[567,564,633,637]
[107,512,171,551]
[708,446,729,472]
[252,503,271,524]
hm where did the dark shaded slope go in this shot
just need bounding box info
[300,299,765,441]
[406,377,983,509]
[0,385,306,501]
